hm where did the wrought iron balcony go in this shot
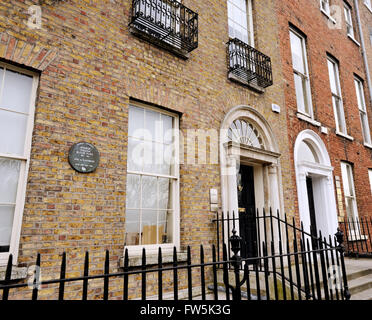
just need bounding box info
[227,38,273,91]
[130,0,198,58]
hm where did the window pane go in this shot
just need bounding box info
[162,144,173,175]
[142,176,157,209]
[159,178,171,210]
[0,109,28,156]
[126,174,140,209]
[128,106,144,139]
[361,112,372,144]
[327,60,337,94]
[294,73,306,113]
[141,209,158,245]
[0,158,21,204]
[159,211,172,244]
[341,163,351,197]
[354,80,363,111]
[127,138,144,171]
[290,31,305,74]
[345,197,356,221]
[162,114,173,145]
[143,141,156,174]
[125,209,140,246]
[145,109,160,142]
[0,205,15,247]
[0,69,33,114]
[333,97,346,133]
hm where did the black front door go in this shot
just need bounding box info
[306,176,318,249]
[237,165,258,262]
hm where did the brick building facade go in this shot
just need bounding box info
[276,0,372,243]
[0,0,370,300]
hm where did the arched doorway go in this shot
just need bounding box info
[294,130,338,246]
[220,106,284,257]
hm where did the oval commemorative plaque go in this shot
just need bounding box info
[68,142,100,173]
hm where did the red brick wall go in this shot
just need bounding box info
[276,0,372,225]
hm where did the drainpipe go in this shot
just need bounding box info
[354,0,372,106]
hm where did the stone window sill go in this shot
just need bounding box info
[364,142,372,149]
[348,34,361,47]
[365,3,372,14]
[0,266,28,282]
[297,112,321,127]
[320,9,337,24]
[336,131,354,141]
[228,72,266,94]
[119,251,188,269]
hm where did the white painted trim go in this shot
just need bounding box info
[296,112,321,127]
[336,131,354,141]
[219,105,284,247]
[348,34,361,46]
[290,28,314,117]
[247,0,255,48]
[364,1,372,13]
[0,62,39,266]
[294,130,338,243]
[124,103,180,256]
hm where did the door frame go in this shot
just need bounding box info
[294,130,338,243]
[219,106,284,253]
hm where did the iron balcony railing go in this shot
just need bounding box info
[130,0,198,57]
[228,38,273,89]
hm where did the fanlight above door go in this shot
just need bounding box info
[228,119,265,149]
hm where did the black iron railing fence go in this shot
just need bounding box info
[213,208,334,266]
[0,227,350,301]
[130,0,198,55]
[339,216,372,258]
[227,38,273,89]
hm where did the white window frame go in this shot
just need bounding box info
[125,102,180,256]
[0,62,39,266]
[320,0,337,24]
[227,0,255,47]
[327,56,348,136]
[289,28,314,118]
[354,77,372,146]
[320,0,331,15]
[341,162,359,225]
[365,0,372,13]
[344,2,356,40]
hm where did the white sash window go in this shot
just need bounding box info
[290,29,313,117]
[227,0,254,46]
[125,103,180,254]
[0,62,38,265]
[327,56,347,135]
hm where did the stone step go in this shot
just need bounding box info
[349,274,372,296]
[347,268,372,282]
[350,287,372,300]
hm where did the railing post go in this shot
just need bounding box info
[2,254,13,301]
[229,229,242,301]
[335,228,351,300]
